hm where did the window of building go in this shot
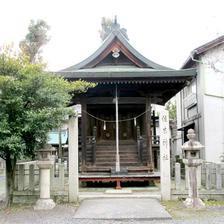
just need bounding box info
[187,105,197,118]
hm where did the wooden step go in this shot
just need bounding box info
[95,154,139,159]
[95,161,141,166]
[96,152,138,156]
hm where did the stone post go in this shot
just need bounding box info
[205,163,212,190]
[29,164,35,191]
[68,115,79,203]
[159,109,171,200]
[59,162,65,190]
[34,144,56,210]
[216,164,222,190]
[197,165,202,189]
[182,129,205,209]
[175,162,181,190]
[18,164,25,191]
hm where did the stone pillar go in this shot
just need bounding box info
[205,163,212,190]
[18,164,25,191]
[29,164,35,191]
[197,165,202,189]
[59,162,65,190]
[50,166,55,190]
[68,115,79,203]
[175,162,181,190]
[159,109,171,200]
[34,145,56,210]
[185,165,189,190]
[216,164,222,190]
[34,161,55,210]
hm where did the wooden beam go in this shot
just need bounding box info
[152,110,157,143]
[87,97,146,105]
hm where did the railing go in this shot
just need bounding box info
[85,126,97,165]
[136,125,160,163]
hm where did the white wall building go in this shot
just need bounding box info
[176,35,224,163]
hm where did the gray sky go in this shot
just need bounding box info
[0,0,223,71]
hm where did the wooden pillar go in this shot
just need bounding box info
[58,128,62,160]
[146,96,153,170]
[126,113,132,139]
[152,110,156,144]
[92,126,97,165]
[81,100,87,170]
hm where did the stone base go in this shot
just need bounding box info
[34,198,56,210]
[183,197,205,209]
[105,189,132,194]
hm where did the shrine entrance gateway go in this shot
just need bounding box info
[68,107,171,201]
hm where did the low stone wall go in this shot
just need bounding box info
[0,159,5,174]
[13,160,224,203]
[173,161,224,200]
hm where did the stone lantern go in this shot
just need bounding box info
[182,129,205,208]
[37,144,56,161]
[34,144,56,210]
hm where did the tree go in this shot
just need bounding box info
[19,19,50,63]
[0,49,95,206]
[165,100,176,120]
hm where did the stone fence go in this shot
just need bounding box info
[14,160,224,201]
[15,160,68,193]
[173,161,224,200]
[0,158,5,174]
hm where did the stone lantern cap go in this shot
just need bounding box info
[37,144,56,161]
[181,129,204,152]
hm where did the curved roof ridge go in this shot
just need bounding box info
[60,29,173,72]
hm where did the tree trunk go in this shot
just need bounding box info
[5,154,17,207]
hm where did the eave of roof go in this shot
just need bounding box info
[57,67,196,79]
[182,35,224,69]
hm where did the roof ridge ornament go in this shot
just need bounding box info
[114,15,117,25]
[100,16,129,41]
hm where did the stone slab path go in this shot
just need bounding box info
[74,198,172,220]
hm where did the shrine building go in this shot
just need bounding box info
[57,20,196,187]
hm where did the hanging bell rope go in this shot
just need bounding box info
[83,109,150,123]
